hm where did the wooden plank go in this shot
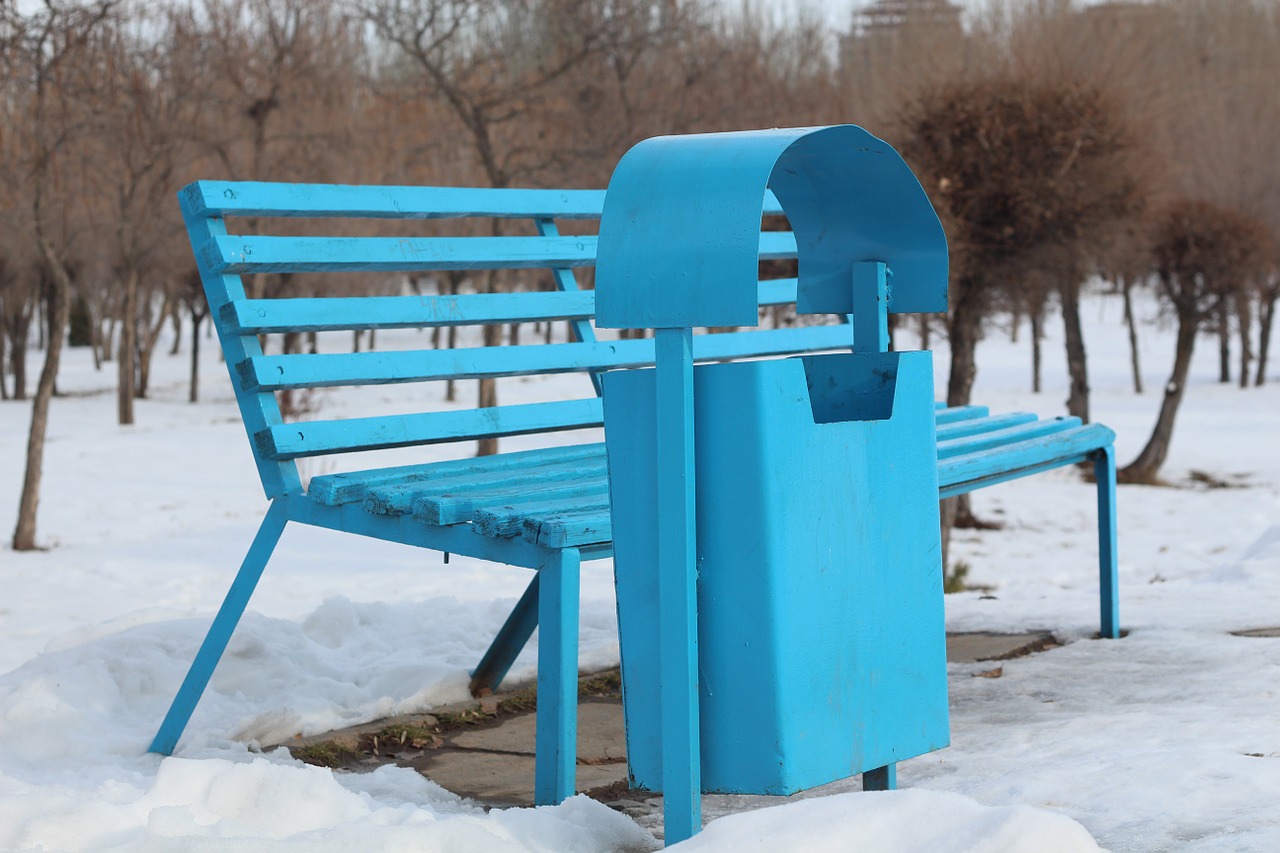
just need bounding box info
[241,325,853,391]
[935,411,1037,441]
[933,405,991,425]
[523,506,613,548]
[363,463,605,518]
[936,416,1082,460]
[937,424,1115,491]
[225,279,799,335]
[473,492,612,538]
[224,291,597,334]
[256,398,605,459]
[414,475,609,526]
[307,443,605,506]
[183,181,608,220]
[206,230,796,276]
[205,234,600,275]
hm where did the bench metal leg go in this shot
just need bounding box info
[150,500,289,755]
[863,764,897,791]
[534,547,580,805]
[469,573,540,696]
[1093,446,1120,639]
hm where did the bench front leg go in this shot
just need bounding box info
[1093,445,1120,639]
[151,499,290,754]
[534,547,581,805]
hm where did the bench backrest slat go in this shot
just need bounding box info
[185,181,609,220]
[207,232,799,275]
[257,398,607,460]
[206,235,601,275]
[241,324,855,392]
[226,279,802,335]
[224,291,599,334]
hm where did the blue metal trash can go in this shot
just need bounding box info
[603,349,949,795]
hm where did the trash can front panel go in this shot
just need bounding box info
[604,351,949,795]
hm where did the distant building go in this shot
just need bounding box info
[840,0,965,82]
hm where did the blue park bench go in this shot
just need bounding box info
[151,156,1120,808]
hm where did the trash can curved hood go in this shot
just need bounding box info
[595,124,948,330]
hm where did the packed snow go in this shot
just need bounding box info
[1,286,1277,851]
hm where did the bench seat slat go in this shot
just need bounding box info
[242,324,854,391]
[364,463,606,518]
[936,416,1082,460]
[937,423,1115,491]
[472,492,613,538]
[307,443,605,506]
[258,398,605,459]
[416,478,612,526]
[933,405,990,425]
[523,506,613,549]
[935,411,1037,441]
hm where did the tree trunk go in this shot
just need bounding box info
[1122,275,1143,394]
[0,328,8,400]
[1257,292,1276,386]
[1030,307,1043,394]
[1060,279,1090,423]
[1217,300,1231,383]
[189,309,204,403]
[1237,293,1253,389]
[445,319,459,402]
[117,268,138,426]
[1121,317,1198,484]
[136,291,173,399]
[13,244,72,551]
[476,322,502,457]
[945,277,982,407]
[919,313,932,350]
[9,313,32,400]
[168,303,183,356]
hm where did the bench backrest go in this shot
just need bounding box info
[181,181,867,500]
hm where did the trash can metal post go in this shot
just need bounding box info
[654,326,700,844]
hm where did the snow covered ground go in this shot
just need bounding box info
[1,286,1277,851]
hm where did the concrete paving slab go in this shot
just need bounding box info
[411,749,628,807]
[946,631,1056,662]
[448,700,626,761]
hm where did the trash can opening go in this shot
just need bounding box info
[801,352,902,424]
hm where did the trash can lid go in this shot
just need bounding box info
[596,125,948,330]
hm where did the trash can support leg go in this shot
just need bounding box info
[655,327,701,844]
[863,764,897,791]
[1093,445,1120,639]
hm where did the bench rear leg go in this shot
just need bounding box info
[863,764,897,791]
[1093,446,1120,639]
[469,573,540,697]
[150,500,289,755]
[534,547,580,805]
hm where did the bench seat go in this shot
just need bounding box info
[305,407,1111,549]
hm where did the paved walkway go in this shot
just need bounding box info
[289,631,1056,809]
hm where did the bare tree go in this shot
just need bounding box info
[1121,199,1271,484]
[6,0,116,551]
[897,72,1147,416]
